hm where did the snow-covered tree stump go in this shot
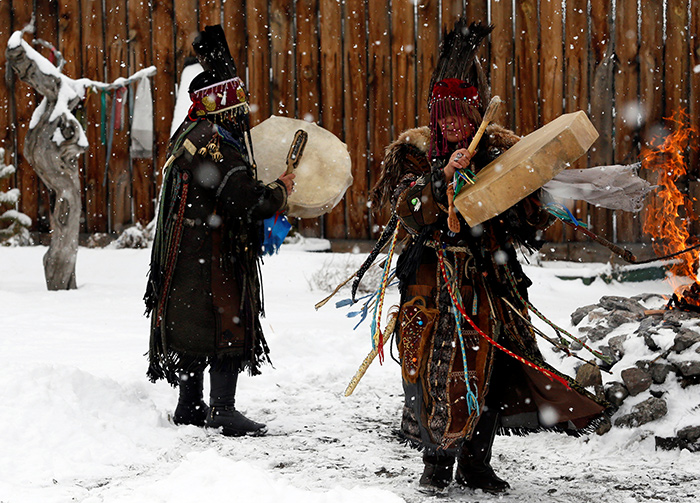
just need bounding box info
[6,27,155,290]
[6,32,84,289]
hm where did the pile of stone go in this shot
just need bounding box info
[568,294,700,451]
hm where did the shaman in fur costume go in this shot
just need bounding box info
[369,19,609,494]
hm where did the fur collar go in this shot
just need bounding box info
[389,124,519,154]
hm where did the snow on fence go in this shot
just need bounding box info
[0,0,699,248]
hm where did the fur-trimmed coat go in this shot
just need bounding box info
[376,124,608,454]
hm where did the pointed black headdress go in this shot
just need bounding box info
[188,25,250,122]
[192,25,238,82]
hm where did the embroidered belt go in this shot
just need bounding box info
[424,240,469,253]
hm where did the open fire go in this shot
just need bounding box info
[641,110,700,310]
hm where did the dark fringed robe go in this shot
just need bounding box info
[145,118,288,385]
[379,125,609,455]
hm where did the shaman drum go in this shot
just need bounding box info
[454,110,599,226]
[251,115,353,219]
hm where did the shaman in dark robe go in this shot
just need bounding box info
[144,25,294,437]
[369,19,609,494]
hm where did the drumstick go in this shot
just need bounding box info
[286,129,309,174]
[466,96,503,155]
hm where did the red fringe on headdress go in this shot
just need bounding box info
[428,97,482,158]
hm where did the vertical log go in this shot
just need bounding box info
[441,0,463,32]
[464,0,488,24]
[246,0,271,125]
[589,0,614,242]
[223,0,248,79]
[489,0,515,127]
[10,1,39,231]
[639,0,664,243]
[152,0,176,206]
[368,0,393,236]
[319,0,345,238]
[104,0,131,232]
[0,1,13,200]
[344,0,369,239]
[539,0,564,125]
[513,0,539,136]
[391,0,417,135]
[81,0,107,232]
[663,0,693,241]
[464,0,490,84]
[416,0,439,127]
[564,0,588,242]
[0,0,10,151]
[295,0,322,237]
[540,0,565,244]
[174,0,199,90]
[199,0,221,27]
[270,0,295,117]
[614,0,640,244]
[129,0,155,227]
[664,0,689,115]
[639,0,664,144]
[690,0,700,179]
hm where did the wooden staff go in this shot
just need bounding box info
[447,96,504,233]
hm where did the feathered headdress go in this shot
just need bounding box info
[428,20,493,158]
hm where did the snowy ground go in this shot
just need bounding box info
[1,244,699,503]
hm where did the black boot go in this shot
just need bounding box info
[419,452,454,493]
[205,369,267,437]
[173,370,209,426]
[455,409,510,493]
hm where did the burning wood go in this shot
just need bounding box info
[642,110,700,310]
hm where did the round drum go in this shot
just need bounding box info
[250,116,353,219]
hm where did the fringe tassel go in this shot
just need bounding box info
[446,182,461,233]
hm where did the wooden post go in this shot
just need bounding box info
[589,0,614,243]
[368,0,392,238]
[514,0,539,136]
[81,0,108,232]
[319,0,346,239]
[541,0,565,245]
[416,0,439,127]
[105,0,131,233]
[246,0,271,125]
[344,0,369,239]
[295,0,323,237]
[639,0,664,242]
[614,0,640,244]
[490,0,515,128]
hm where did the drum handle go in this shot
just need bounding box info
[286,129,309,174]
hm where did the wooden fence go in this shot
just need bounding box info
[1,0,699,246]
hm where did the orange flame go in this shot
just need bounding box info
[641,110,700,297]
